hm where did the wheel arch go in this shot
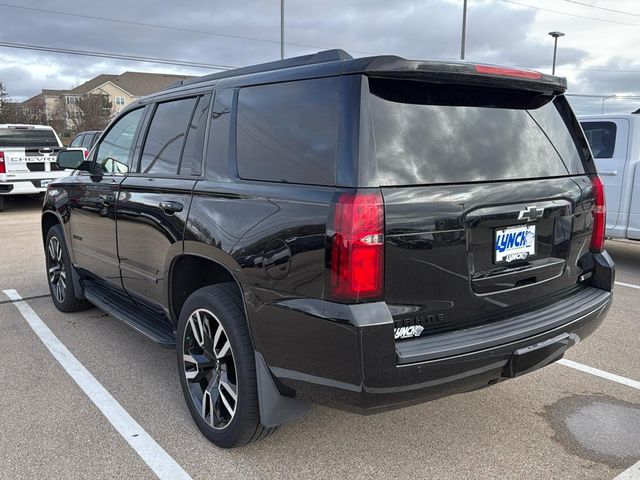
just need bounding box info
[168,252,248,331]
[41,209,85,301]
[41,211,63,246]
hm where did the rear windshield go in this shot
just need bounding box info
[0,128,59,148]
[368,78,586,186]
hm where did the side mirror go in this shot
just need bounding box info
[56,149,89,171]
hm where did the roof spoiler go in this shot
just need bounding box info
[345,57,567,95]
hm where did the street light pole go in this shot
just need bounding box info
[280,0,285,60]
[548,31,565,75]
[460,0,468,60]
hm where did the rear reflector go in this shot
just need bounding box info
[474,64,543,80]
[0,151,5,174]
[329,190,384,301]
[590,175,606,253]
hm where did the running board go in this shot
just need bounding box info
[84,283,176,347]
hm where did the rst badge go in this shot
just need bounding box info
[495,224,536,263]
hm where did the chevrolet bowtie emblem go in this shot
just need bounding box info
[518,206,544,222]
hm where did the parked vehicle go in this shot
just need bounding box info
[69,130,101,151]
[0,124,67,211]
[579,113,640,240]
[43,50,614,448]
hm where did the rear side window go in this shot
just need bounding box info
[70,135,84,147]
[368,78,586,186]
[0,128,59,148]
[236,77,340,186]
[179,94,211,176]
[81,134,93,149]
[140,97,198,175]
[205,90,233,180]
[581,122,617,159]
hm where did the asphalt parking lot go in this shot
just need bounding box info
[0,195,638,480]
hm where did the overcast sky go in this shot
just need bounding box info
[1,0,639,114]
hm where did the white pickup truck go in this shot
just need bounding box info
[580,114,640,241]
[0,124,69,211]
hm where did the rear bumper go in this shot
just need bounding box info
[254,254,614,414]
[0,180,50,195]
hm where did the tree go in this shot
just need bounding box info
[48,96,68,135]
[0,82,47,124]
[68,93,113,132]
[0,82,11,122]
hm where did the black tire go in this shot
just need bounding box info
[0,196,5,212]
[45,225,91,312]
[176,283,276,448]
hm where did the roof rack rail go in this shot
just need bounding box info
[165,49,352,90]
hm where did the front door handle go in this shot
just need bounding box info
[599,170,618,176]
[159,200,183,214]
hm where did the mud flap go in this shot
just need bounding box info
[255,352,311,427]
[502,332,576,378]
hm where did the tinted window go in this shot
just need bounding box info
[81,133,93,149]
[179,94,211,176]
[581,122,617,159]
[140,97,197,175]
[369,78,586,186]
[206,90,233,180]
[94,108,144,174]
[0,128,59,147]
[236,77,340,185]
[70,135,84,147]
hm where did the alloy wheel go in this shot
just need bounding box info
[183,308,238,430]
[47,236,66,303]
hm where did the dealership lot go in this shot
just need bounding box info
[0,196,638,480]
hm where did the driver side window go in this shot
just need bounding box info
[93,108,144,174]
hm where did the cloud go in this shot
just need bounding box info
[0,0,638,115]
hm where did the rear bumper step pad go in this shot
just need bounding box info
[396,287,611,364]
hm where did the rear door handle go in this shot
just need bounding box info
[159,200,183,214]
[599,170,618,176]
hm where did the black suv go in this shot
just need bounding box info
[43,50,614,448]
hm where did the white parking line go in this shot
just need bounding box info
[2,289,192,480]
[615,461,640,480]
[558,359,640,390]
[616,281,640,291]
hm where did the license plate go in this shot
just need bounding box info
[494,224,536,263]
[40,179,52,188]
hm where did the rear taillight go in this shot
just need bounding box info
[590,175,606,253]
[0,151,5,174]
[329,190,384,302]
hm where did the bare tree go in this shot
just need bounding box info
[66,93,112,132]
[0,82,11,123]
[0,84,47,124]
[48,96,68,135]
